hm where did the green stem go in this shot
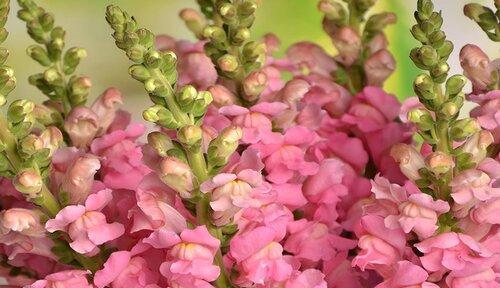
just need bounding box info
[55,61,72,116]
[150,68,190,125]
[39,185,60,218]
[187,149,209,183]
[73,252,102,273]
[0,116,22,169]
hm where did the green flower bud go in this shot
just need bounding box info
[217,54,239,72]
[243,71,267,101]
[191,91,213,116]
[39,12,54,31]
[207,126,242,167]
[176,85,197,108]
[129,64,151,82]
[439,102,459,119]
[177,125,203,147]
[413,74,435,100]
[425,152,454,175]
[219,3,237,22]
[430,62,450,83]
[143,105,178,129]
[136,28,155,49]
[43,67,63,86]
[47,37,64,60]
[127,44,146,63]
[464,4,496,30]
[19,134,44,158]
[436,40,453,60]
[418,45,439,67]
[144,78,167,94]
[450,118,481,141]
[203,26,227,43]
[27,45,51,67]
[408,108,434,131]
[417,0,434,18]
[411,25,428,43]
[231,28,251,46]
[147,131,175,157]
[318,0,347,23]
[13,168,43,200]
[446,75,467,96]
[33,103,62,126]
[428,30,446,47]
[69,76,91,106]
[63,47,87,74]
[354,0,377,13]
[8,99,35,124]
[238,0,258,16]
[0,47,9,65]
[144,50,162,69]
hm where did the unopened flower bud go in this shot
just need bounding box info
[129,64,151,81]
[33,103,62,126]
[390,143,426,181]
[239,0,258,16]
[425,152,454,174]
[0,208,45,237]
[143,105,178,129]
[418,45,439,67]
[43,67,63,86]
[364,49,395,86]
[460,130,494,164]
[459,44,492,92]
[231,28,251,45]
[26,45,51,67]
[207,126,242,167]
[191,91,213,117]
[217,54,239,72]
[203,26,227,43]
[451,118,481,141]
[177,125,203,147]
[61,154,101,205]
[413,74,435,100]
[367,33,388,54]
[333,27,361,66]
[39,126,63,156]
[91,87,123,135]
[430,62,450,83]
[19,134,44,157]
[7,99,35,124]
[127,44,146,63]
[445,75,467,96]
[176,85,197,108]
[318,0,347,23]
[208,85,238,108]
[159,157,194,198]
[439,102,459,119]
[179,8,206,39]
[464,4,496,30]
[13,168,43,200]
[144,50,162,69]
[243,71,268,101]
[64,106,99,148]
[147,132,175,157]
[69,76,92,106]
[63,47,87,74]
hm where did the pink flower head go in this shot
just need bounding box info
[236,203,293,242]
[60,154,101,205]
[0,208,45,238]
[415,232,493,276]
[451,169,500,217]
[201,170,267,226]
[45,189,125,255]
[284,269,327,288]
[301,74,352,117]
[342,87,401,133]
[445,262,499,288]
[230,226,293,286]
[132,173,187,233]
[91,87,123,135]
[364,49,396,87]
[29,270,93,288]
[285,42,337,77]
[284,219,356,263]
[352,215,406,276]
[144,226,220,285]
[64,106,99,148]
[459,44,495,93]
[470,90,500,143]
[94,251,159,288]
[219,102,287,144]
[375,261,438,288]
[91,124,150,190]
[251,126,319,184]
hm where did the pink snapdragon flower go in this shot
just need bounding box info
[415,232,494,278]
[285,42,337,77]
[230,226,293,286]
[29,270,94,288]
[144,226,220,286]
[375,261,438,288]
[91,87,124,135]
[352,215,406,277]
[45,189,125,255]
[470,90,500,143]
[284,269,328,288]
[91,124,150,190]
[94,251,159,288]
[284,219,357,263]
[250,126,319,184]
[219,102,287,144]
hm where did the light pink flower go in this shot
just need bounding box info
[64,107,99,148]
[301,74,352,118]
[352,215,406,277]
[45,189,125,255]
[284,269,327,288]
[236,203,293,242]
[470,90,500,143]
[91,87,123,135]
[284,219,356,263]
[201,169,268,226]
[159,157,195,199]
[286,42,337,77]
[460,44,495,93]
[94,251,159,288]
[364,49,396,87]
[132,173,187,233]
[415,232,493,276]
[144,226,220,285]
[29,270,93,288]
[230,226,293,286]
[471,197,500,224]
[91,124,150,190]
[375,261,438,288]
[323,252,364,288]
[60,154,101,205]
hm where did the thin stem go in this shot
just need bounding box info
[187,149,209,183]
[150,68,190,125]
[39,185,60,218]
[0,116,22,169]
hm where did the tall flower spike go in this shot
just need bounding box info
[464,1,500,41]
[17,0,90,116]
[182,0,266,105]
[318,0,397,92]
[0,0,15,107]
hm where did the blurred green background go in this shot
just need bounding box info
[3,0,498,119]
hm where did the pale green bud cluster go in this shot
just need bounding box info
[18,0,89,115]
[107,5,213,128]
[464,1,500,41]
[0,0,15,107]
[184,0,266,104]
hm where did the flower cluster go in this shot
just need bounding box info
[0,0,498,287]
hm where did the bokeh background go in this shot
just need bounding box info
[3,0,499,120]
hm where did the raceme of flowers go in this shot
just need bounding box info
[0,0,498,287]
